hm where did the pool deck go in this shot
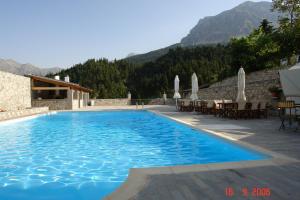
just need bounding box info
[89,105,300,200]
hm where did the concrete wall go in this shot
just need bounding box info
[94,98,130,106]
[0,71,31,111]
[198,69,281,103]
[32,99,72,110]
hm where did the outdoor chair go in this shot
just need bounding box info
[200,100,208,114]
[259,101,268,118]
[177,99,184,111]
[216,100,234,118]
[250,101,260,118]
[205,100,215,114]
[194,100,202,112]
[228,102,252,119]
[220,100,233,117]
[179,99,194,112]
[212,100,223,116]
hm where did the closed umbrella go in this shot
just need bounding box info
[190,73,199,100]
[173,75,181,99]
[236,67,247,102]
[173,75,181,108]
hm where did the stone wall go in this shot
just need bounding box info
[32,99,72,110]
[198,69,281,102]
[0,71,31,111]
[0,107,49,121]
[94,99,130,106]
[148,98,175,105]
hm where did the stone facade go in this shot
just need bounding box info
[0,71,31,111]
[32,99,72,110]
[198,69,281,103]
[0,107,49,121]
[94,98,130,106]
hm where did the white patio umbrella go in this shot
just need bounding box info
[236,67,247,102]
[173,75,181,108]
[190,73,199,100]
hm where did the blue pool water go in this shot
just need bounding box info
[0,111,268,200]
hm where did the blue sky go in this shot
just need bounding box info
[0,0,270,68]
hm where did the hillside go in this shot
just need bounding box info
[0,58,61,75]
[125,44,180,64]
[181,1,279,46]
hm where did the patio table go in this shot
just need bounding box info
[278,101,297,130]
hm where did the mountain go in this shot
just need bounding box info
[0,58,61,75]
[181,1,279,46]
[125,1,280,64]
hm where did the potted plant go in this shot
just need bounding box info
[268,86,281,98]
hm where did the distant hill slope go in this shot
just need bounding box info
[181,1,279,46]
[0,58,61,75]
[125,44,180,64]
[125,1,279,64]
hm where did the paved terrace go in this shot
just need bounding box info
[89,105,300,200]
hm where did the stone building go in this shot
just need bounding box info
[27,75,92,110]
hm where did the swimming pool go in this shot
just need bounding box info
[0,111,268,200]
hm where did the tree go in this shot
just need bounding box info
[272,0,300,60]
[272,0,300,26]
[260,19,274,34]
[295,18,300,53]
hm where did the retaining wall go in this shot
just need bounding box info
[94,99,130,106]
[198,69,281,102]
